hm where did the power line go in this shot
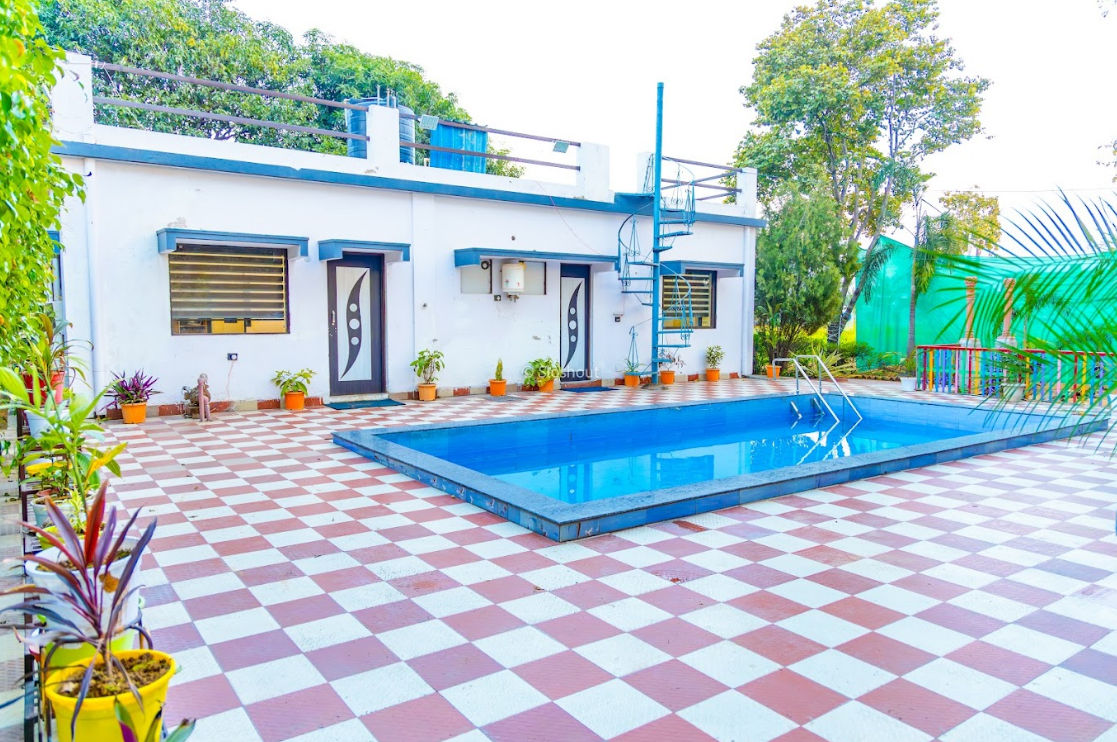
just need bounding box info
[925,185,1116,195]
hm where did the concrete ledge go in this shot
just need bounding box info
[103,375,737,418]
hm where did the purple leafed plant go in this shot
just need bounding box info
[1,483,157,738]
[108,371,160,406]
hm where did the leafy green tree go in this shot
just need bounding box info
[940,189,1000,254]
[735,0,988,341]
[40,1,524,174]
[41,0,320,148]
[0,0,84,366]
[755,189,845,362]
[299,30,523,174]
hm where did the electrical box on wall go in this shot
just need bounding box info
[501,261,525,294]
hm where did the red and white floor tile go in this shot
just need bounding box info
[35,381,1117,739]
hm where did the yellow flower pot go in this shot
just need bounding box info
[45,649,175,742]
[417,383,437,401]
[44,632,139,675]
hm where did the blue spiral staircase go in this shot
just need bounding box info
[617,83,699,382]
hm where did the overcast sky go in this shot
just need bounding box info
[233,0,1117,227]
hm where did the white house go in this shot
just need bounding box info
[49,54,762,411]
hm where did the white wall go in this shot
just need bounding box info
[51,54,759,405]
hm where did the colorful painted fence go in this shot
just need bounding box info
[917,344,1116,404]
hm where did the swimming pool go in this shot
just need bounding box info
[334,394,1107,541]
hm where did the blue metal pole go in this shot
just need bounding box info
[650,82,664,386]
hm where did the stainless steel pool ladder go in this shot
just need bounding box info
[775,355,862,423]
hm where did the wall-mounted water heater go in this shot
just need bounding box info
[501,261,526,300]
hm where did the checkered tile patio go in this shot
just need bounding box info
[35,380,1117,740]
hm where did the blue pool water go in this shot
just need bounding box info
[381,399,979,503]
[334,393,1106,541]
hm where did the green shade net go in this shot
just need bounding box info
[855,238,1074,357]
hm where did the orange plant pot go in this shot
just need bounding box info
[705,369,720,382]
[284,391,306,411]
[489,379,507,396]
[417,384,437,401]
[765,364,781,379]
[659,370,676,385]
[120,402,147,424]
[538,379,556,393]
[623,374,641,387]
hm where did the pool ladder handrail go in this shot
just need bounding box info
[775,355,862,423]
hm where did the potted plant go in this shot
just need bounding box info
[623,359,642,387]
[107,371,159,424]
[523,358,561,392]
[1,489,190,742]
[24,485,142,644]
[489,359,506,396]
[272,368,315,411]
[659,352,683,385]
[899,352,918,392]
[0,369,126,534]
[996,352,1028,402]
[18,312,83,406]
[705,345,725,382]
[410,349,445,401]
[765,354,782,379]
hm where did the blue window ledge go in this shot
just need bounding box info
[319,239,410,262]
[661,260,744,277]
[455,247,618,268]
[156,228,309,260]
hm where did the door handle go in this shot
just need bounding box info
[331,310,336,328]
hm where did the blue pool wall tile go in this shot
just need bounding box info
[333,394,1110,542]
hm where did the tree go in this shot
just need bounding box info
[735,0,989,341]
[41,0,320,148]
[906,204,964,356]
[0,0,84,366]
[39,0,521,173]
[939,189,1000,254]
[300,30,523,175]
[755,189,845,362]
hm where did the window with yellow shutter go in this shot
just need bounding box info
[662,270,716,329]
[168,245,289,335]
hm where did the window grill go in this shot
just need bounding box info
[169,245,289,334]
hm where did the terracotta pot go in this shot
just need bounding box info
[765,364,781,379]
[659,370,676,385]
[22,370,64,405]
[539,379,555,393]
[705,369,720,382]
[120,402,147,424]
[624,374,641,387]
[284,391,306,410]
[489,379,507,396]
[417,383,437,401]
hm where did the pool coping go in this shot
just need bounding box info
[332,393,1110,541]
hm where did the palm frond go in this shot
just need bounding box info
[940,191,1117,452]
[857,238,898,303]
